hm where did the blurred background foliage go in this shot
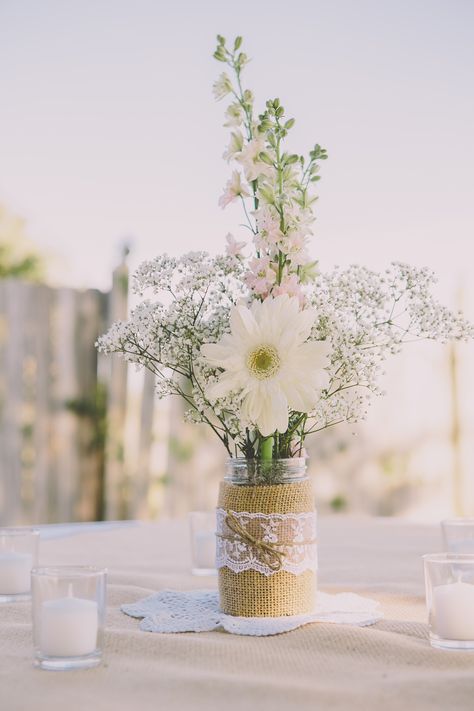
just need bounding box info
[0,205,45,281]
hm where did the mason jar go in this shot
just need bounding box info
[217,458,317,617]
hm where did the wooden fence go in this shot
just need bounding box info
[0,263,161,525]
[3,259,468,525]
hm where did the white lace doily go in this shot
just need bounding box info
[216,508,317,577]
[122,589,382,636]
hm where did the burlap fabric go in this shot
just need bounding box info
[3,519,474,711]
[217,480,316,616]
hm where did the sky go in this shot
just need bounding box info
[1,0,474,518]
[0,0,473,305]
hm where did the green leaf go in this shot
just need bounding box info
[259,186,275,203]
[284,118,295,130]
[234,36,242,50]
[259,152,274,166]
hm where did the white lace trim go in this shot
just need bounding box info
[216,508,317,577]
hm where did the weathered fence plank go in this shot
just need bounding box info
[0,280,109,525]
[103,257,129,520]
[0,281,25,523]
[0,263,195,525]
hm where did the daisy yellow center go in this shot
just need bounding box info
[246,344,281,380]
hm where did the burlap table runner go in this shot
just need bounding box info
[1,519,474,711]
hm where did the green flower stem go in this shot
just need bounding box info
[260,436,274,460]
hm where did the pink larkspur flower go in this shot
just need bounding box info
[218,171,251,209]
[273,274,306,306]
[225,233,246,259]
[245,256,277,296]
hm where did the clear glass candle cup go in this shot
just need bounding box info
[189,511,217,576]
[0,528,40,602]
[423,553,474,650]
[441,519,474,553]
[31,566,107,670]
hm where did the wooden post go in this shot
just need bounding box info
[103,249,129,520]
[131,368,156,518]
[449,339,463,516]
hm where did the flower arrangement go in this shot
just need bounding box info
[98,35,473,464]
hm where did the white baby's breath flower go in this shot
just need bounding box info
[201,294,330,437]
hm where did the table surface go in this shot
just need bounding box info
[2,517,473,711]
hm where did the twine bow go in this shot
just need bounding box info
[223,512,286,572]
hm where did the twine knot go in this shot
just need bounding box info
[224,511,285,572]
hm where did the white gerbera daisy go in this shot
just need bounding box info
[201,294,330,437]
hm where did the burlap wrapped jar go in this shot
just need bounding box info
[216,459,317,617]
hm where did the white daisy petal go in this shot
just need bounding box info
[241,386,262,423]
[230,304,260,343]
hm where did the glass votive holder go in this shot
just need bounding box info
[31,566,107,670]
[0,528,40,602]
[441,519,474,553]
[189,511,217,576]
[423,553,474,650]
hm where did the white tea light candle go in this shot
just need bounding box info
[32,565,106,670]
[194,531,216,569]
[189,512,217,575]
[41,597,99,657]
[433,582,474,641]
[0,552,33,594]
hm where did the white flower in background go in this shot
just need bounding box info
[237,135,275,181]
[244,255,277,296]
[218,171,251,208]
[213,72,233,101]
[201,295,330,437]
[225,233,246,259]
[224,103,244,127]
[222,131,244,162]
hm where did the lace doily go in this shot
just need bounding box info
[216,509,317,577]
[122,589,382,636]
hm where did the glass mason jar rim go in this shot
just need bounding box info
[228,457,307,463]
[32,565,107,578]
[441,518,474,526]
[226,456,308,485]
